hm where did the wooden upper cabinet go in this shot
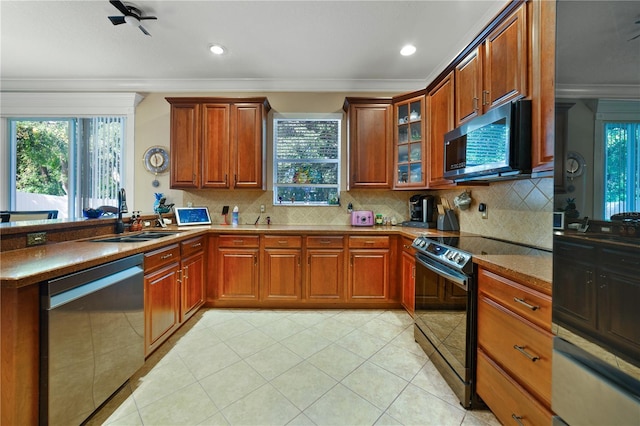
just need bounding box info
[344,98,393,189]
[454,2,528,127]
[393,93,426,189]
[202,103,230,188]
[169,102,200,188]
[426,72,455,188]
[233,103,265,188]
[483,3,528,110]
[455,48,483,126]
[166,97,270,190]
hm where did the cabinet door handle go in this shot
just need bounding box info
[511,414,525,426]
[472,97,479,111]
[184,266,189,280]
[234,174,238,184]
[224,174,228,185]
[513,345,540,362]
[412,266,415,279]
[482,90,489,106]
[513,297,539,311]
[161,253,173,260]
[177,269,182,284]
[254,255,258,266]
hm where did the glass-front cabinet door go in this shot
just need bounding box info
[394,94,426,188]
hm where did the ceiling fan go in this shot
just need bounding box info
[108,0,157,36]
[629,19,640,41]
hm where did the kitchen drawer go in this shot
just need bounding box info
[478,268,551,330]
[348,235,390,248]
[145,244,180,272]
[478,294,553,406]
[218,235,260,248]
[477,349,553,426]
[263,235,302,248]
[306,236,344,249]
[555,239,596,261]
[181,236,205,256]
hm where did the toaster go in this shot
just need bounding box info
[351,210,374,226]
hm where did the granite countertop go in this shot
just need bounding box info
[1,224,551,291]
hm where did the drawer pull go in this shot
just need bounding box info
[513,345,540,362]
[191,242,202,248]
[513,297,539,311]
[278,240,288,245]
[319,240,332,244]
[233,239,244,245]
[160,253,173,260]
[511,414,524,426]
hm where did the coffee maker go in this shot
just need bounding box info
[403,194,436,228]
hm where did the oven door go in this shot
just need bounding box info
[414,252,470,381]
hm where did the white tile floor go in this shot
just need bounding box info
[88,309,499,426]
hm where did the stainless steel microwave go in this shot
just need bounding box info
[443,99,532,182]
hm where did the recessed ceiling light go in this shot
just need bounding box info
[209,44,226,55]
[400,44,417,56]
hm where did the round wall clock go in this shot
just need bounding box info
[565,151,585,178]
[143,146,170,187]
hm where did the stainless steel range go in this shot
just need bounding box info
[412,235,478,408]
[411,234,544,408]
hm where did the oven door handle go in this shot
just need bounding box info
[416,253,469,291]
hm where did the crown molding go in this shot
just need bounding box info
[0,78,428,94]
[556,84,640,99]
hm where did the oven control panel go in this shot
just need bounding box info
[412,236,472,272]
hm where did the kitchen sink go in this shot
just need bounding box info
[90,231,181,243]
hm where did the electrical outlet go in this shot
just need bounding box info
[479,203,488,219]
[260,204,265,213]
[482,207,488,219]
[187,202,193,207]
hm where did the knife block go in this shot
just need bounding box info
[437,210,460,231]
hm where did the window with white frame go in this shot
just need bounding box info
[8,117,125,219]
[273,114,341,206]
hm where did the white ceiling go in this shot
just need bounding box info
[0,0,509,93]
[556,0,640,94]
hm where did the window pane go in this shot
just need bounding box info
[273,117,340,206]
[11,116,125,220]
[15,120,70,217]
[275,162,338,185]
[604,122,639,218]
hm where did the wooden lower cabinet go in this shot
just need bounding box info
[305,236,345,302]
[348,236,390,300]
[400,238,416,316]
[477,266,553,424]
[262,236,302,301]
[180,236,206,322]
[217,235,260,300]
[144,244,181,355]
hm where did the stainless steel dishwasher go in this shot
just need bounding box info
[40,254,144,426]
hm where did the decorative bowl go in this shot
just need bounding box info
[83,208,104,219]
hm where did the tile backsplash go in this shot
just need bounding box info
[434,178,553,249]
[183,177,553,250]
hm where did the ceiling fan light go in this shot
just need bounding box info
[124,15,139,26]
[209,45,226,55]
[400,44,417,56]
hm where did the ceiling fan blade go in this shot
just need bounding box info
[109,0,130,16]
[138,16,157,21]
[108,15,126,25]
[138,25,151,36]
[628,33,640,41]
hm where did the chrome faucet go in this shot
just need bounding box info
[115,188,128,233]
